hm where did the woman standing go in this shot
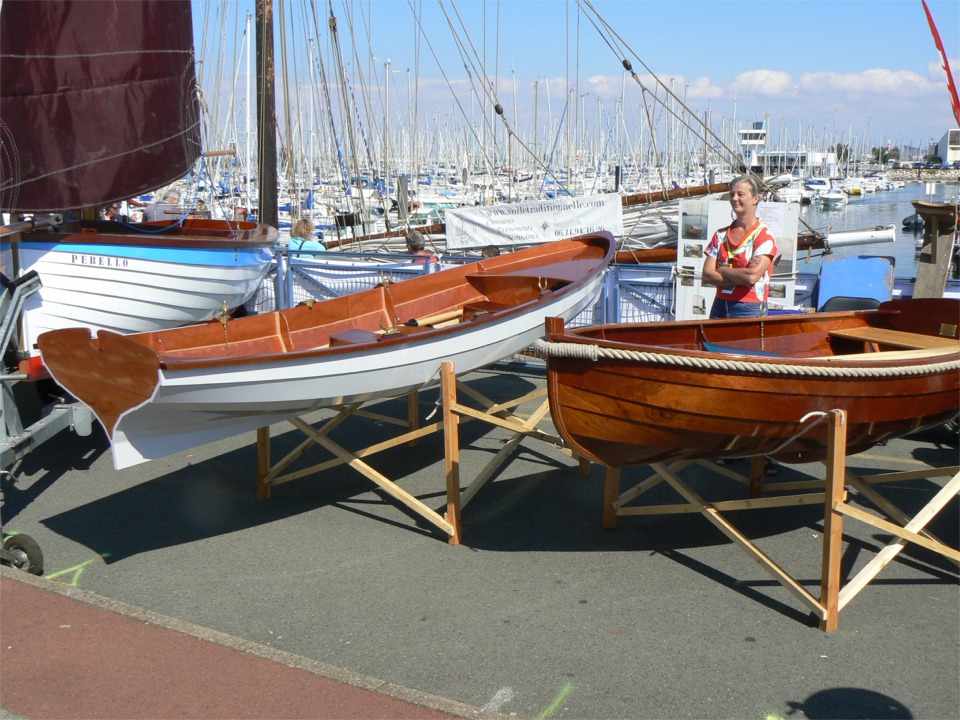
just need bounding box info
[702,176,778,319]
[703,176,781,475]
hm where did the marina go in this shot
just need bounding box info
[1,0,958,718]
[797,180,959,278]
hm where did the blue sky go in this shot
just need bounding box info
[194,0,960,151]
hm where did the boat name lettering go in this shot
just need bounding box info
[71,254,129,268]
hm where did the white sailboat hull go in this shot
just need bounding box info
[5,221,276,358]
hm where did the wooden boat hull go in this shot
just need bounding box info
[5,219,277,359]
[541,299,960,467]
[39,233,614,469]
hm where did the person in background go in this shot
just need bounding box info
[481,245,500,258]
[701,175,778,319]
[288,218,325,255]
[102,202,121,221]
[405,229,439,265]
[123,197,147,222]
[144,193,179,222]
[702,174,780,475]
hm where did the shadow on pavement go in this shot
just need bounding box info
[38,374,538,561]
[786,687,913,719]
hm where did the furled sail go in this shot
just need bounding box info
[0,0,202,212]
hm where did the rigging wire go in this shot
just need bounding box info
[432,1,573,197]
[576,0,751,178]
[575,0,824,238]
[303,0,366,236]
[326,1,371,229]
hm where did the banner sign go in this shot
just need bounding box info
[444,195,622,249]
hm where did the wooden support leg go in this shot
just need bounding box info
[748,456,765,498]
[837,470,960,612]
[654,462,827,618]
[441,361,462,545]
[578,455,590,477]
[407,389,420,447]
[603,466,620,529]
[819,409,847,632]
[257,426,271,500]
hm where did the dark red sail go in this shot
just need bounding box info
[0,0,201,212]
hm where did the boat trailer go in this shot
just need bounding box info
[0,268,94,574]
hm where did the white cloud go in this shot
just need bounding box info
[729,70,795,97]
[582,74,622,96]
[682,76,724,101]
[577,72,724,103]
[799,69,934,97]
[928,58,960,80]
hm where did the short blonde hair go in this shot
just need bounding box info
[291,218,313,239]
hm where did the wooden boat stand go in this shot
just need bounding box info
[601,409,959,631]
[255,360,571,545]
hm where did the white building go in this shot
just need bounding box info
[933,129,960,164]
[738,120,839,178]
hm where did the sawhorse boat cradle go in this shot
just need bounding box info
[601,409,959,631]
[254,360,573,546]
[253,365,956,631]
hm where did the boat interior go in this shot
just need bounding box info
[116,237,612,365]
[568,299,960,362]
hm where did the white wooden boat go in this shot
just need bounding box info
[5,219,277,367]
[38,233,614,469]
[0,1,278,371]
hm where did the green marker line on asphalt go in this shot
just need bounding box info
[44,553,112,587]
[535,682,575,720]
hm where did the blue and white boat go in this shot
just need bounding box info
[0,1,278,372]
[3,218,277,369]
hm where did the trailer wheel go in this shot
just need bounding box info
[2,533,44,575]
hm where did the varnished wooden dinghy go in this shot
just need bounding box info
[537,298,960,467]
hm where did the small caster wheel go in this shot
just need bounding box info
[2,533,44,575]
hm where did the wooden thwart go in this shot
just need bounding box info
[601,410,959,631]
[827,326,960,350]
[814,346,958,361]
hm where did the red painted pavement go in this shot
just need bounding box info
[0,571,468,720]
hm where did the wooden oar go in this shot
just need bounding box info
[405,308,464,327]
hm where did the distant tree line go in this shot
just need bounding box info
[869,146,900,164]
[831,143,945,167]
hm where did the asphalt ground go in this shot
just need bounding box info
[2,365,958,719]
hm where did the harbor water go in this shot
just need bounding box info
[795,180,959,280]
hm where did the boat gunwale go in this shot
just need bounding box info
[547,303,960,369]
[98,233,616,372]
[14,219,279,250]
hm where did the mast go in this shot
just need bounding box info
[245,12,252,216]
[384,58,390,220]
[255,0,278,227]
[533,80,539,178]
[308,36,316,225]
